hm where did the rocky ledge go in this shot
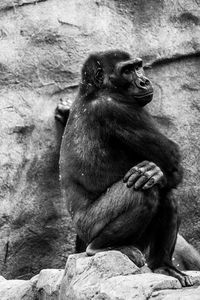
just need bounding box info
[1,251,200,300]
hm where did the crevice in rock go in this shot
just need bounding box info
[4,241,9,264]
[144,51,200,69]
[52,84,79,95]
[57,19,81,29]
[0,0,48,13]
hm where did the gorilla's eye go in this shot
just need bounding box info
[123,68,131,75]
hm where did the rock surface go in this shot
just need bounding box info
[0,252,200,299]
[0,278,36,300]
[152,285,200,300]
[0,0,199,279]
[0,268,64,300]
[59,251,200,300]
[36,269,64,300]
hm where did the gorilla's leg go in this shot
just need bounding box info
[73,180,159,267]
[148,196,193,287]
[75,235,86,253]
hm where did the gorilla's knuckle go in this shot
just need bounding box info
[132,166,138,171]
[155,166,161,173]
[143,160,149,164]
[144,172,150,178]
[159,170,164,177]
[134,167,141,174]
[150,162,156,167]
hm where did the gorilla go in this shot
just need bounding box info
[57,50,199,286]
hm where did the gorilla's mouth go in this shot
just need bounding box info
[134,92,153,98]
[134,92,153,106]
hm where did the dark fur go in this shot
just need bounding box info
[59,50,192,285]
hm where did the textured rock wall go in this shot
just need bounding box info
[0,0,199,279]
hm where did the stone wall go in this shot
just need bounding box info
[0,0,199,279]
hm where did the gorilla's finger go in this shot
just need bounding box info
[124,161,156,183]
[130,167,161,189]
[134,175,150,190]
[142,171,164,190]
[126,172,142,187]
[123,167,141,182]
[57,103,69,113]
[137,162,157,175]
[134,160,150,168]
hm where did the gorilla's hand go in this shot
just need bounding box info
[123,161,165,190]
[55,98,70,126]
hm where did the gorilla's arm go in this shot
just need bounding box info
[90,97,183,191]
[115,127,183,190]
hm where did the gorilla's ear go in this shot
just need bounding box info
[81,54,104,88]
[94,67,104,87]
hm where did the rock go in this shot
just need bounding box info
[30,274,39,284]
[0,279,36,300]
[184,271,200,285]
[60,251,140,294]
[0,276,6,282]
[173,234,200,271]
[151,286,200,300]
[36,269,64,300]
[0,0,199,280]
[0,264,199,300]
[59,251,181,300]
[96,274,180,300]
[0,269,64,300]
